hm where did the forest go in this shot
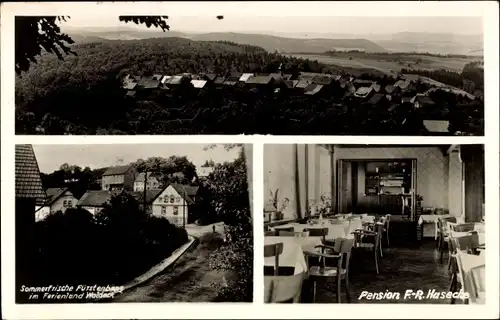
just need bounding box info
[15,37,484,135]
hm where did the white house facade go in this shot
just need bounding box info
[150,184,198,226]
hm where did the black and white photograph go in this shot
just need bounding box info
[14,5,484,135]
[14,143,253,303]
[263,144,485,304]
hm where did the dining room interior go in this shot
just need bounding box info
[263,143,485,304]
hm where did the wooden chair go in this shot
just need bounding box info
[264,242,284,276]
[278,230,309,237]
[303,227,329,244]
[265,230,278,237]
[451,223,476,232]
[352,223,384,274]
[450,250,475,304]
[467,264,485,304]
[437,219,449,263]
[264,272,305,303]
[304,238,354,303]
[384,214,391,247]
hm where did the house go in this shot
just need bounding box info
[35,187,78,221]
[303,84,324,96]
[423,120,450,135]
[134,172,164,192]
[226,72,243,81]
[239,73,255,82]
[150,183,200,226]
[366,93,387,106]
[354,86,374,99]
[385,85,401,96]
[394,79,415,92]
[190,79,208,89]
[311,75,333,86]
[245,75,274,88]
[137,76,161,90]
[76,190,111,215]
[295,79,312,89]
[413,95,436,109]
[352,79,374,89]
[15,145,46,227]
[101,165,137,191]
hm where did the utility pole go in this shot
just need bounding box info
[183,187,186,228]
[143,171,148,214]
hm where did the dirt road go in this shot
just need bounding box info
[112,227,228,302]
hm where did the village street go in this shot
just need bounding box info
[112,222,229,302]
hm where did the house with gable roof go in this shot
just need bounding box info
[35,187,79,221]
[149,183,200,226]
[101,165,138,191]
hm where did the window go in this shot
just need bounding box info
[63,200,67,207]
[161,206,166,215]
[170,195,175,203]
[67,200,72,207]
[175,197,181,203]
[173,206,179,215]
[164,196,168,203]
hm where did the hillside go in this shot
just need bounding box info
[190,32,388,53]
[375,32,483,55]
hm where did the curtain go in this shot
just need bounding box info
[462,145,485,222]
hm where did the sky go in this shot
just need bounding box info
[48,1,485,36]
[62,15,483,36]
[32,144,242,174]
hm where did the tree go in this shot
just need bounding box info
[207,146,252,301]
[15,15,169,74]
[130,155,197,185]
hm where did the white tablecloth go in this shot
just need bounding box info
[451,231,486,246]
[264,236,321,274]
[273,220,362,239]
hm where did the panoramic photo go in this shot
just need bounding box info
[15,143,253,303]
[14,8,484,135]
[263,144,485,304]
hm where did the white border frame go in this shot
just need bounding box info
[2,1,499,319]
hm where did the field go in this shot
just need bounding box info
[287,52,481,75]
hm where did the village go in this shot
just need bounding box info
[15,144,253,303]
[34,163,215,226]
[121,68,483,135]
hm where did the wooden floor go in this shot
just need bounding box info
[301,239,458,304]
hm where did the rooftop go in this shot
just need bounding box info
[102,165,132,176]
[77,190,111,207]
[15,145,46,199]
[423,120,450,133]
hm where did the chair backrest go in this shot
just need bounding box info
[339,237,354,272]
[265,230,278,237]
[452,223,476,232]
[278,231,296,237]
[385,214,391,229]
[265,272,305,303]
[303,227,329,242]
[374,223,384,248]
[452,234,473,252]
[264,242,284,276]
[467,231,480,250]
[469,264,485,297]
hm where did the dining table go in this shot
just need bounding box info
[273,219,364,240]
[264,236,322,274]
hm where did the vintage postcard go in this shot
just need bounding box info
[1,1,499,320]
